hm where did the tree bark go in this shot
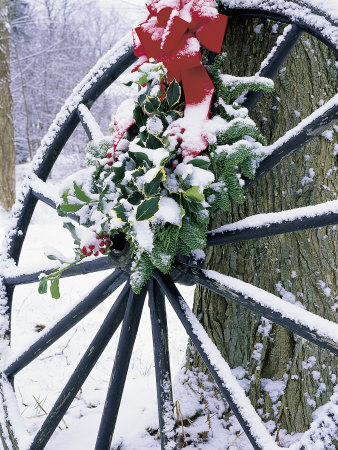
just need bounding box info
[0,0,15,211]
[190,18,337,435]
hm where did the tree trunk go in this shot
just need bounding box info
[0,0,15,211]
[189,18,337,435]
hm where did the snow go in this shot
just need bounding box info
[209,200,338,235]
[152,197,182,225]
[77,104,104,141]
[133,221,154,252]
[202,270,338,347]
[221,0,338,49]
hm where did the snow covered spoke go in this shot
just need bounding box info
[28,283,130,450]
[148,279,176,449]
[154,271,278,450]
[246,94,338,187]
[95,287,147,450]
[175,263,338,355]
[3,256,113,287]
[243,25,303,110]
[220,2,338,54]
[77,103,104,141]
[207,200,338,246]
[4,269,127,379]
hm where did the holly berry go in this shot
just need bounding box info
[89,244,95,250]
[94,251,99,257]
[99,248,105,254]
[103,234,109,240]
[87,251,93,256]
[104,240,110,247]
[82,246,87,255]
[107,161,113,166]
[107,152,112,158]
[99,241,105,247]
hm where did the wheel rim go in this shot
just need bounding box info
[0,2,337,449]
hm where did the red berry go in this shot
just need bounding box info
[99,241,105,247]
[89,244,95,250]
[103,234,109,240]
[177,137,182,143]
[96,234,100,240]
[107,160,113,166]
[107,152,112,158]
[99,248,105,254]
[180,127,185,133]
[104,240,110,247]
[87,251,92,256]
[94,251,99,257]
[82,246,87,255]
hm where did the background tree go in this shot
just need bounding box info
[9,0,129,165]
[0,0,15,211]
[189,17,337,438]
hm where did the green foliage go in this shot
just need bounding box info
[212,53,274,104]
[42,59,272,298]
[130,252,153,294]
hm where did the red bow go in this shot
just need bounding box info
[111,1,227,160]
[134,0,227,109]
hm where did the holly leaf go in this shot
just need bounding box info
[187,159,209,170]
[63,221,80,244]
[144,96,160,114]
[137,73,148,85]
[61,188,70,204]
[146,133,163,150]
[113,204,128,222]
[59,203,84,212]
[185,186,204,202]
[166,80,181,107]
[112,165,125,184]
[38,277,48,294]
[73,182,92,203]
[132,151,152,167]
[50,276,60,299]
[136,197,160,221]
[128,191,144,205]
[133,105,147,127]
[143,168,165,197]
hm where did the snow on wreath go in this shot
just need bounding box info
[38,0,274,298]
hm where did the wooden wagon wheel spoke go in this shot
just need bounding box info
[27,283,131,450]
[148,279,176,449]
[95,287,147,450]
[154,270,279,450]
[3,256,113,287]
[242,24,304,110]
[174,262,338,355]
[207,200,338,246]
[246,94,338,187]
[4,270,127,379]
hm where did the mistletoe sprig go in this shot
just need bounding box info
[39,55,274,297]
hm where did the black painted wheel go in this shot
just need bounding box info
[0,1,337,449]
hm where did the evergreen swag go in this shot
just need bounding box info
[38,54,274,298]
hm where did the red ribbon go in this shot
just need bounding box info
[134,0,227,110]
[111,1,227,160]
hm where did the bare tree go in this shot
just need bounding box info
[0,0,15,211]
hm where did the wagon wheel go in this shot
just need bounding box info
[1,1,337,449]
